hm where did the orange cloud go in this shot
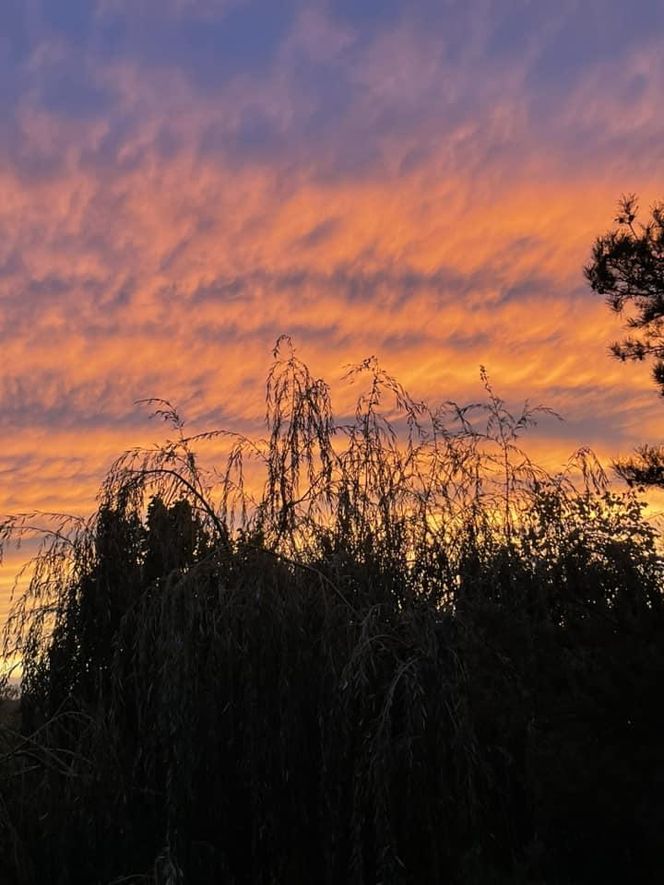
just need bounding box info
[1,3,664,630]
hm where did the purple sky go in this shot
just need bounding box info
[1,0,663,621]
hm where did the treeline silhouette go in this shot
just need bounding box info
[1,338,663,884]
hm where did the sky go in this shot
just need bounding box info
[1,0,663,624]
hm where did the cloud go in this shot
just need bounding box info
[1,0,664,611]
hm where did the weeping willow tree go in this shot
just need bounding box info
[1,337,663,885]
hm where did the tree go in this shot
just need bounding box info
[586,195,664,388]
[586,195,664,487]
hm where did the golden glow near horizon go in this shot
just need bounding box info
[1,2,664,630]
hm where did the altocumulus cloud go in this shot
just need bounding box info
[0,0,663,601]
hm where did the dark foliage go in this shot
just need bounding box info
[1,340,663,884]
[586,194,664,488]
[585,194,664,384]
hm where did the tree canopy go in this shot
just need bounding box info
[586,195,664,487]
[1,343,664,884]
[586,195,664,388]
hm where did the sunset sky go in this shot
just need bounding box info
[1,0,664,623]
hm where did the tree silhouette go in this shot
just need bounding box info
[586,194,664,385]
[586,195,664,487]
[2,345,664,884]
